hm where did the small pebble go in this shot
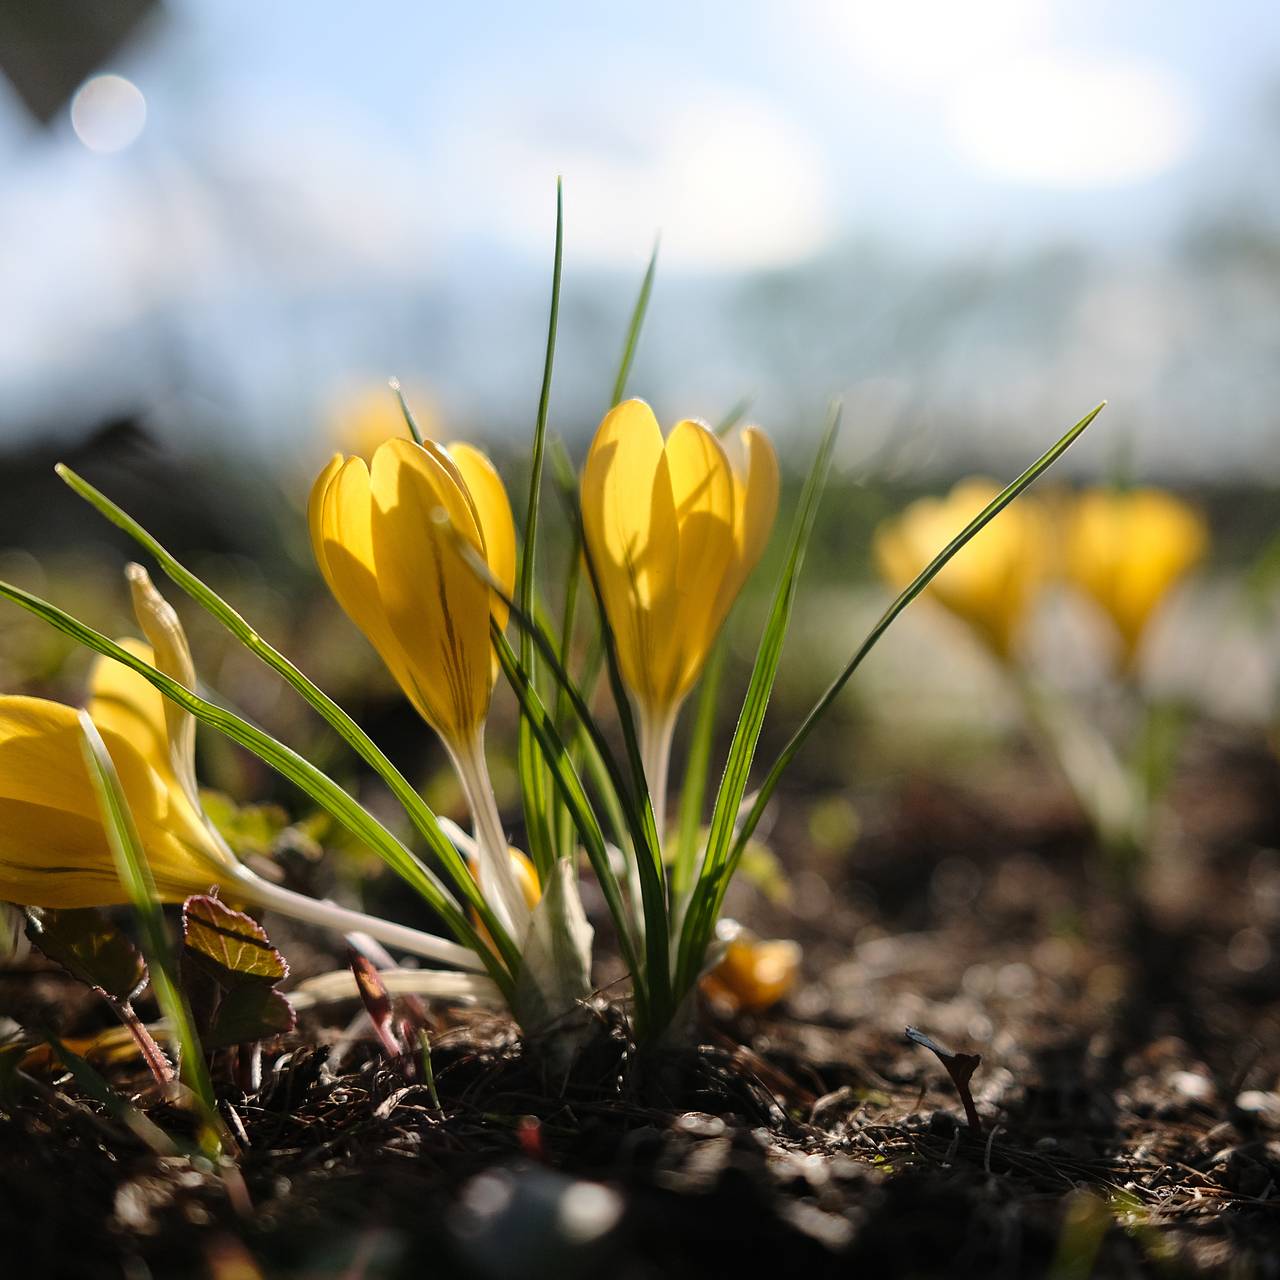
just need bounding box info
[675,1112,726,1139]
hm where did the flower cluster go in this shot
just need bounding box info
[875,479,1207,669]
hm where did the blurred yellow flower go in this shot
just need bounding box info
[702,932,801,1013]
[874,478,1050,659]
[580,399,779,721]
[309,436,516,746]
[329,383,440,461]
[0,653,238,910]
[1065,487,1207,665]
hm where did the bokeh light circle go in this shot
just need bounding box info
[70,74,147,153]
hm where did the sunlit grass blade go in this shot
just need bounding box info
[574,530,672,1027]
[444,512,670,1027]
[550,518,584,859]
[671,639,724,901]
[77,712,220,1137]
[0,579,518,996]
[516,179,564,883]
[547,442,672,1016]
[54,465,503,943]
[726,400,1108,880]
[444,520,643,864]
[715,397,753,437]
[675,403,840,995]
[389,377,425,445]
[610,237,658,407]
[491,629,646,1022]
[45,1035,179,1156]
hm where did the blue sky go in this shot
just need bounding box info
[1,1,1278,471]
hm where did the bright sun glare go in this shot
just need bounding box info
[948,56,1196,188]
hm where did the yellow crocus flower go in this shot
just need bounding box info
[1,566,483,970]
[580,399,779,827]
[0,668,239,911]
[874,478,1050,660]
[310,437,516,744]
[309,436,530,940]
[702,931,801,1013]
[1065,487,1207,666]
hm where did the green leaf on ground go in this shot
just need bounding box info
[26,908,146,1004]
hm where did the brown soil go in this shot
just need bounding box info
[3,728,1280,1279]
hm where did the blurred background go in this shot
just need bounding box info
[1,1,1278,939]
[3,0,1280,474]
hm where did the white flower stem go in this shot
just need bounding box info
[448,730,531,945]
[230,869,485,971]
[639,702,679,849]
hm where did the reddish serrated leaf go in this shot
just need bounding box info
[182,894,288,983]
[181,895,293,1054]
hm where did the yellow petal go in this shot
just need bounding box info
[709,424,781,645]
[126,564,199,807]
[702,935,801,1013]
[581,399,679,710]
[0,696,231,908]
[447,441,517,634]
[656,419,737,705]
[1065,488,1207,662]
[734,426,781,580]
[86,638,173,789]
[309,453,433,722]
[369,438,494,742]
[874,479,1049,658]
[308,453,345,596]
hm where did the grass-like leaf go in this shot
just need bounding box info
[445,515,670,1026]
[675,403,840,996]
[53,465,513,964]
[389,377,426,446]
[517,178,564,883]
[725,400,1107,883]
[671,639,724,900]
[77,712,220,1129]
[491,628,646,1019]
[0,580,516,999]
[610,237,659,407]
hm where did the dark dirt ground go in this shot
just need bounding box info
[3,724,1280,1279]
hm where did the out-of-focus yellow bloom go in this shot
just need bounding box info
[309,437,516,746]
[874,478,1051,659]
[329,383,440,461]
[702,933,801,1013]
[580,399,779,719]
[1065,488,1207,665]
[473,846,542,955]
[0,653,238,910]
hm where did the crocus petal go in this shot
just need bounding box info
[734,426,781,581]
[1066,489,1206,662]
[581,399,679,708]
[580,401,781,720]
[447,441,517,633]
[0,696,233,908]
[309,454,433,722]
[370,438,494,742]
[659,419,736,705]
[126,563,200,808]
[86,638,173,790]
[874,479,1049,658]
